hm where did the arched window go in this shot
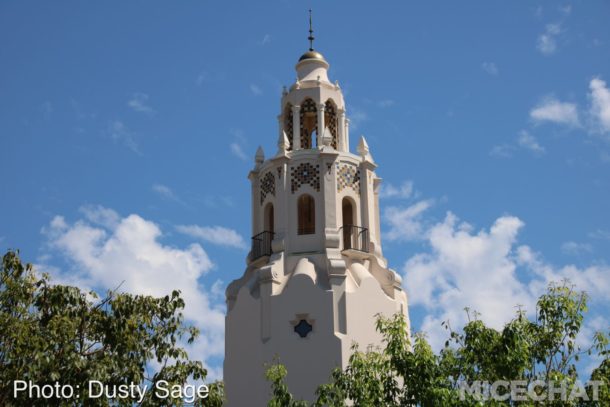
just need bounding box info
[283,104,293,150]
[324,100,338,149]
[300,99,317,149]
[342,198,354,249]
[264,203,274,233]
[342,197,354,227]
[297,194,315,235]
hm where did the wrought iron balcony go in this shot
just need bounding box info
[251,231,274,261]
[340,225,369,253]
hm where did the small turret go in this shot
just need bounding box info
[357,135,373,162]
[255,146,264,166]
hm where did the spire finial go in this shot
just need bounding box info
[308,9,315,51]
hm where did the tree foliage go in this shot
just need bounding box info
[266,362,309,407]
[268,281,609,406]
[0,250,223,406]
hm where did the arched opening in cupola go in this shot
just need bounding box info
[300,98,317,149]
[297,194,315,235]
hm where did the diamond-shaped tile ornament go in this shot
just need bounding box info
[336,163,360,194]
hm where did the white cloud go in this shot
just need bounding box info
[577,315,610,375]
[379,180,415,199]
[152,183,178,201]
[79,205,120,229]
[230,142,248,161]
[548,24,561,35]
[195,70,225,87]
[108,120,141,155]
[491,131,545,159]
[127,92,154,114]
[530,96,579,126]
[176,225,247,250]
[537,23,561,55]
[378,99,395,108]
[489,144,515,158]
[517,130,545,154]
[588,77,610,134]
[559,4,572,15]
[249,84,262,96]
[481,61,499,76]
[258,34,271,46]
[210,279,226,302]
[561,241,593,255]
[41,101,53,118]
[589,229,610,240]
[537,34,556,55]
[348,107,368,130]
[196,71,209,86]
[42,207,225,372]
[229,129,249,161]
[516,245,610,302]
[404,213,533,349]
[384,200,433,241]
[201,195,235,209]
[70,99,96,121]
[402,212,610,350]
[151,184,188,207]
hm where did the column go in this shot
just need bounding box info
[338,108,346,151]
[373,177,383,257]
[345,118,350,151]
[317,103,325,148]
[292,105,301,150]
[359,166,370,237]
[277,114,283,150]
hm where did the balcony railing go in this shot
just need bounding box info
[251,231,274,261]
[340,225,369,253]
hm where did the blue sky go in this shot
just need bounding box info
[1,1,609,380]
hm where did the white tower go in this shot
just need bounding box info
[224,20,410,406]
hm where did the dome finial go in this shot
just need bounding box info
[308,9,315,51]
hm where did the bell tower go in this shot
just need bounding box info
[224,15,410,405]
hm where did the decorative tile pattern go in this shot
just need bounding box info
[260,172,275,204]
[336,163,360,194]
[324,101,338,149]
[290,162,320,193]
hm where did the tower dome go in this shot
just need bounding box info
[295,50,330,83]
[298,50,326,62]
